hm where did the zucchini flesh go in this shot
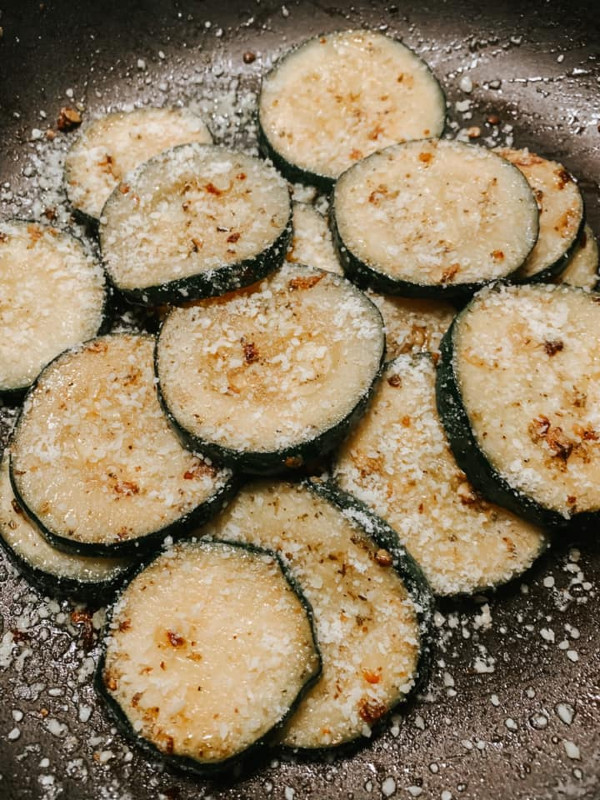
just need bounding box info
[438,283,600,525]
[98,540,320,774]
[333,140,539,298]
[286,202,342,275]
[495,148,584,282]
[259,30,445,186]
[200,481,429,749]
[10,334,234,554]
[100,143,291,304]
[0,452,132,598]
[65,107,212,221]
[555,223,599,290]
[0,220,106,396]
[156,264,385,473]
[367,293,455,360]
[335,356,548,595]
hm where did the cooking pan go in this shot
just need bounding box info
[0,0,599,798]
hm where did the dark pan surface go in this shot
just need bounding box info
[0,1,599,798]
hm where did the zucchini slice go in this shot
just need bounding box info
[200,480,431,749]
[65,107,212,222]
[258,30,445,189]
[285,201,455,358]
[332,140,539,299]
[0,220,107,398]
[437,283,600,527]
[97,539,320,775]
[0,452,133,600]
[99,143,291,305]
[335,356,548,595]
[156,264,385,474]
[286,202,342,276]
[555,223,599,291]
[10,333,236,555]
[495,148,584,282]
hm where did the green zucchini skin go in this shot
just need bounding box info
[0,531,133,603]
[155,335,385,477]
[304,478,434,699]
[107,217,293,308]
[435,291,581,530]
[330,204,518,303]
[95,539,322,778]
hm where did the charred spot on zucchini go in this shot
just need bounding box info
[332,140,539,299]
[0,220,107,399]
[258,30,445,188]
[156,264,385,474]
[65,107,213,222]
[555,223,599,291]
[437,283,600,528]
[10,333,236,555]
[495,147,584,283]
[0,452,133,600]
[335,355,548,595]
[199,480,431,749]
[96,539,320,775]
[100,143,291,305]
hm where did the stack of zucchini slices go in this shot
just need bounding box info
[1,27,599,779]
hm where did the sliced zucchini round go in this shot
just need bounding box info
[0,220,107,398]
[200,480,431,749]
[0,451,133,600]
[555,223,599,291]
[156,264,385,474]
[10,333,236,556]
[258,30,445,189]
[97,539,320,775]
[99,143,291,305]
[332,140,539,299]
[335,355,548,595]
[367,293,455,360]
[495,148,584,282]
[65,107,213,222]
[437,283,600,527]
[286,202,342,276]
